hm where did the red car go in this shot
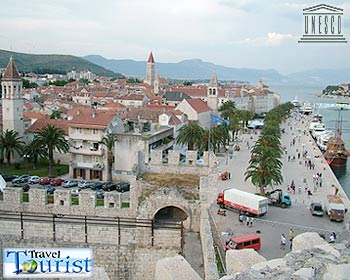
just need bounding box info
[40,177,52,185]
[50,178,65,186]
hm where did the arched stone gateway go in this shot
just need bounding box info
[154,206,190,229]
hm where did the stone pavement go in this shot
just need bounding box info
[212,111,350,261]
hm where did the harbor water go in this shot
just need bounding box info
[271,85,350,198]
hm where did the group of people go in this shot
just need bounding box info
[239,213,254,227]
[280,228,294,250]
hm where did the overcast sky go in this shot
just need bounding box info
[0,0,349,74]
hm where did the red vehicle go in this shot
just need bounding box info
[226,234,261,251]
[50,178,65,186]
[40,177,52,185]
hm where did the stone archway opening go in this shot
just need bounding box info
[154,205,191,230]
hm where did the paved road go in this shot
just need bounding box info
[212,111,350,261]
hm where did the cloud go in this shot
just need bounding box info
[234,32,296,46]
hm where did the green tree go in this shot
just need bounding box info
[219,100,237,120]
[50,110,62,119]
[244,102,293,194]
[177,122,205,150]
[34,124,69,177]
[244,144,283,195]
[204,125,230,152]
[22,138,48,169]
[79,78,89,85]
[183,80,192,86]
[238,110,254,128]
[0,129,24,165]
[99,134,117,182]
[22,78,38,89]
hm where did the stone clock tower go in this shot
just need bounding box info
[1,57,24,138]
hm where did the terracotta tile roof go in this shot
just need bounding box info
[127,108,161,123]
[168,113,181,125]
[23,112,48,120]
[27,118,69,135]
[69,110,116,129]
[159,77,168,84]
[2,57,21,79]
[186,99,211,113]
[24,103,34,110]
[102,102,126,111]
[66,106,92,117]
[143,104,176,112]
[118,94,145,101]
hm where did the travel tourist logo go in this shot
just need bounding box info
[3,248,93,278]
[299,4,347,43]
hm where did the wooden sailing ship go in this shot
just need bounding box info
[324,110,348,167]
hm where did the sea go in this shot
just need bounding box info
[270,85,350,199]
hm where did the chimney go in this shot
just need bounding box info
[77,110,80,115]
[92,111,96,118]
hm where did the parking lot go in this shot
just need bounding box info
[1,174,131,204]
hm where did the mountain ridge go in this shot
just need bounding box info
[0,49,123,78]
[84,55,349,87]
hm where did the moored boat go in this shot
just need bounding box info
[324,110,348,167]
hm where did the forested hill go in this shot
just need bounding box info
[0,49,123,78]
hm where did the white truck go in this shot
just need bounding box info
[325,195,346,222]
[217,188,268,216]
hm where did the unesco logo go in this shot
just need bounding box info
[299,4,347,43]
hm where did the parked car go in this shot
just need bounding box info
[90,182,104,190]
[28,176,41,184]
[40,185,56,195]
[94,189,104,199]
[103,182,117,192]
[62,180,79,188]
[46,186,56,195]
[40,177,52,185]
[12,183,30,192]
[12,175,31,184]
[116,182,130,193]
[0,174,18,182]
[79,181,94,189]
[50,178,65,186]
[71,188,80,195]
[310,202,324,216]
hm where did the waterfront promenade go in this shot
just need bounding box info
[211,111,350,261]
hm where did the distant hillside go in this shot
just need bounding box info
[84,55,349,87]
[0,49,123,78]
[84,55,286,84]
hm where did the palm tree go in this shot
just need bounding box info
[219,100,237,120]
[35,124,69,177]
[238,110,254,129]
[245,144,283,195]
[22,137,48,169]
[0,129,24,165]
[100,134,117,182]
[177,122,205,150]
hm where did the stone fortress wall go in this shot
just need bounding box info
[0,150,220,279]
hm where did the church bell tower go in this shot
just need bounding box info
[1,57,24,138]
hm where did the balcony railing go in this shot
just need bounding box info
[69,147,104,156]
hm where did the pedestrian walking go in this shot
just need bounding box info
[249,217,254,227]
[281,234,286,250]
[247,217,250,226]
[298,185,301,194]
[239,213,244,225]
[289,228,294,250]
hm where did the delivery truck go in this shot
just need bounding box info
[325,195,346,222]
[217,188,268,216]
